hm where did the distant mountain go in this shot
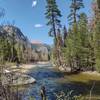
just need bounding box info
[0,25,32,62]
[0,25,29,42]
[0,25,50,62]
[31,43,51,51]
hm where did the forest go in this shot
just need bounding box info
[45,0,100,73]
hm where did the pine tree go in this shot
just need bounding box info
[92,1,100,71]
[63,28,76,71]
[45,0,62,40]
[77,13,94,70]
[66,0,84,70]
[63,26,68,47]
[45,0,62,66]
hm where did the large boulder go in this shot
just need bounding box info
[2,71,36,86]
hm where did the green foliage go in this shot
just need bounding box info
[0,35,11,63]
[0,25,32,64]
[61,11,96,71]
[90,1,100,71]
[44,0,100,72]
[60,0,100,72]
[45,0,62,66]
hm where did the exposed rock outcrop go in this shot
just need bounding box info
[31,43,50,61]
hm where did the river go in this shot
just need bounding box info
[19,63,100,100]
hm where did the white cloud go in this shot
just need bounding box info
[34,24,43,28]
[32,0,37,7]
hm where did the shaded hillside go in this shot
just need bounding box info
[0,25,32,63]
[0,25,50,63]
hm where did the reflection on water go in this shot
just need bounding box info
[18,65,100,100]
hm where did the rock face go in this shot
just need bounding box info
[31,43,50,61]
[0,25,30,44]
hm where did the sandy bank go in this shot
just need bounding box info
[9,61,51,73]
[2,62,51,86]
[81,71,100,76]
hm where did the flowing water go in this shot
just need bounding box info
[19,63,100,100]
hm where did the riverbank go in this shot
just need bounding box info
[3,62,100,99]
[8,61,52,73]
[7,62,100,78]
[82,71,100,76]
[17,63,100,100]
[58,71,100,84]
[2,62,51,86]
[3,62,100,87]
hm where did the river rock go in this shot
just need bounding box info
[59,66,71,72]
[2,71,36,86]
[12,74,36,86]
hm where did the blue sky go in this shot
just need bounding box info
[0,0,93,45]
